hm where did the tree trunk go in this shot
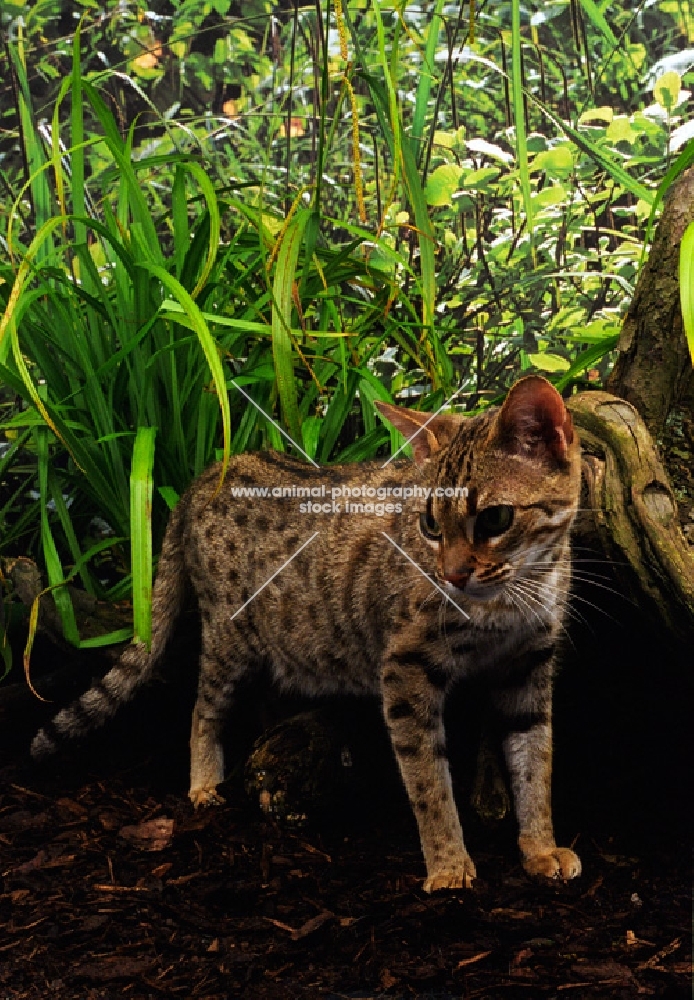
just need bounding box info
[606,166,694,435]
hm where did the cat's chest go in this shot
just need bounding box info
[430,610,550,678]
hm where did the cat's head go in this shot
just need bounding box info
[375,376,581,602]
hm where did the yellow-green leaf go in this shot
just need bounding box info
[463,167,500,189]
[578,106,614,125]
[606,115,637,144]
[424,164,465,207]
[532,146,574,178]
[533,185,567,209]
[654,70,681,110]
[528,352,571,373]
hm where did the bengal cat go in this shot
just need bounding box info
[32,375,582,892]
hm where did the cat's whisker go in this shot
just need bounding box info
[513,578,591,637]
[506,584,546,631]
[523,566,637,604]
[511,580,551,617]
[567,571,636,593]
[524,573,627,600]
[506,589,532,627]
[530,557,626,573]
[568,591,626,625]
[509,584,570,646]
[569,546,633,567]
[530,579,624,625]
[520,570,626,624]
[530,557,623,568]
[526,565,617,583]
[418,588,443,616]
[438,592,451,641]
[511,578,573,636]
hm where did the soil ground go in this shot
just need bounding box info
[0,576,691,1000]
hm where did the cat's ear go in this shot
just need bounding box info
[374,401,460,466]
[494,375,574,464]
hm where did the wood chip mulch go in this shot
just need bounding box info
[0,752,690,1000]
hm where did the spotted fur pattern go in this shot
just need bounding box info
[32,376,582,891]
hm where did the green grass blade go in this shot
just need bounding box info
[172,165,189,279]
[130,426,156,648]
[511,0,533,246]
[47,466,96,595]
[36,427,79,645]
[449,44,654,206]
[372,0,401,191]
[577,0,617,47]
[679,220,694,367]
[158,486,180,511]
[271,209,309,445]
[139,263,231,483]
[401,138,437,361]
[184,162,221,299]
[319,369,361,463]
[411,0,445,149]
[9,41,52,240]
[0,216,67,362]
[71,24,86,245]
[79,630,134,649]
[81,80,162,261]
[554,336,620,391]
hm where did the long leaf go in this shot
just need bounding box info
[411,0,445,149]
[138,264,232,485]
[130,426,156,648]
[35,427,79,646]
[71,24,86,245]
[511,0,534,246]
[555,336,620,391]
[679,220,694,367]
[271,210,309,445]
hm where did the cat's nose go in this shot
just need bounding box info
[444,569,472,590]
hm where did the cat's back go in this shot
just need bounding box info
[179,450,412,544]
[174,452,410,690]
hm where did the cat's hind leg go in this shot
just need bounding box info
[189,636,239,808]
[189,702,227,807]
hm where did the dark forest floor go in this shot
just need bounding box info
[0,756,691,1000]
[0,578,692,1000]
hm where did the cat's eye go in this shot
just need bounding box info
[419,499,442,541]
[475,504,514,541]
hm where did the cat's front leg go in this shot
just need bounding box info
[381,654,476,892]
[492,650,581,881]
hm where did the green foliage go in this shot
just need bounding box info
[0,0,692,662]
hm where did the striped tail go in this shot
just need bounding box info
[30,499,188,759]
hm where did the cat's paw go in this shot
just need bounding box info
[423,857,477,893]
[189,786,226,809]
[523,847,581,881]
